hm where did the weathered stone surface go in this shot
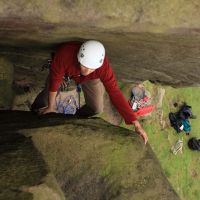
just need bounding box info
[1,1,200,90]
[0,57,14,109]
[0,0,200,89]
[1,32,200,93]
[0,2,199,199]
[0,111,180,200]
[0,0,200,42]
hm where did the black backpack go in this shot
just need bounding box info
[169,112,182,133]
[178,103,195,120]
[188,138,200,151]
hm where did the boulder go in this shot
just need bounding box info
[0,111,180,200]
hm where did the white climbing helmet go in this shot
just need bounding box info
[77,40,105,69]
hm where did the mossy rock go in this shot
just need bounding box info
[0,111,180,200]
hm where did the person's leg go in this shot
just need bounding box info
[77,79,104,116]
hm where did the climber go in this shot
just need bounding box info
[38,40,148,144]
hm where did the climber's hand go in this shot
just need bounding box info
[132,120,148,145]
[39,106,56,115]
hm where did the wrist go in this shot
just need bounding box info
[48,104,54,108]
[132,120,140,128]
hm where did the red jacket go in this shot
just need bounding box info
[49,41,137,124]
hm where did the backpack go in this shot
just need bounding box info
[131,86,145,102]
[181,119,191,133]
[169,103,194,134]
[129,85,154,116]
[169,112,183,133]
[178,103,194,120]
[130,86,150,109]
[188,138,200,151]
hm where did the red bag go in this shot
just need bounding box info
[134,105,154,117]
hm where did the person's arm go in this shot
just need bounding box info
[99,57,148,144]
[132,120,148,144]
[40,48,65,115]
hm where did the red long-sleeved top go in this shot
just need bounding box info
[49,41,137,124]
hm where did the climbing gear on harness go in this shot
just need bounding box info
[171,138,183,155]
[77,40,105,69]
[59,76,72,92]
